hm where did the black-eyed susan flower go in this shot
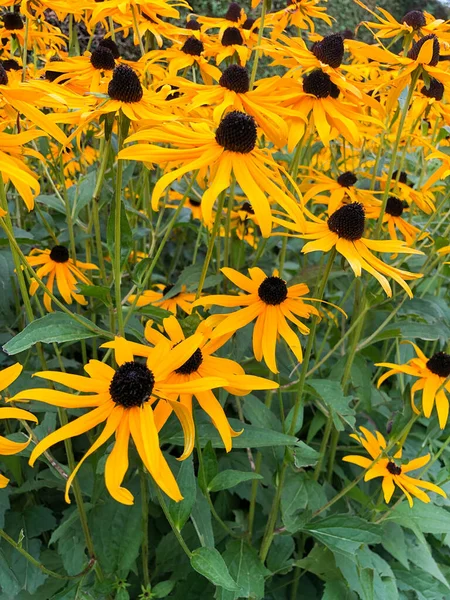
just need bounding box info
[265,0,332,38]
[128,284,196,315]
[118,111,305,237]
[104,315,278,452]
[10,336,227,505]
[26,246,98,312]
[277,202,423,298]
[197,2,246,33]
[0,363,38,489]
[194,267,322,373]
[377,344,450,429]
[343,427,446,506]
[365,197,426,246]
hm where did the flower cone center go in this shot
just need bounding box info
[258,276,288,305]
[108,65,143,103]
[215,111,257,153]
[219,64,250,94]
[427,352,450,378]
[312,33,345,69]
[50,245,70,263]
[109,361,155,408]
[327,202,365,241]
[175,348,203,374]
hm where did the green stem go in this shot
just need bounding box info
[140,470,151,588]
[154,487,192,558]
[249,0,267,89]
[196,192,226,299]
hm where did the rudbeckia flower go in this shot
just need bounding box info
[0,363,38,489]
[128,284,197,315]
[194,267,321,373]
[118,111,305,237]
[277,202,423,298]
[104,316,278,452]
[204,27,251,66]
[197,2,247,33]
[343,427,446,507]
[265,0,332,37]
[26,246,98,312]
[376,344,450,428]
[374,169,436,214]
[89,0,188,29]
[365,197,426,245]
[10,337,227,505]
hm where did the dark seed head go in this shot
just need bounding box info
[407,34,439,66]
[181,36,204,56]
[90,46,115,70]
[0,64,8,86]
[189,198,201,207]
[175,348,203,374]
[1,58,20,71]
[242,17,257,31]
[99,37,120,59]
[45,56,64,83]
[108,64,143,103]
[427,351,450,378]
[339,29,355,40]
[186,19,201,30]
[337,171,357,188]
[385,196,405,217]
[303,69,340,99]
[386,461,402,475]
[258,276,288,305]
[3,12,24,31]
[50,245,69,263]
[222,26,243,47]
[109,361,155,408]
[327,202,365,241]
[219,64,249,93]
[162,284,178,297]
[393,170,409,185]
[215,110,257,153]
[402,10,426,29]
[421,77,444,101]
[241,201,254,214]
[225,2,242,22]
[312,33,345,69]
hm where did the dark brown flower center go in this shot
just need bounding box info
[402,10,426,29]
[407,34,440,66]
[386,461,402,475]
[241,201,254,214]
[421,78,444,101]
[385,196,405,217]
[327,202,365,240]
[186,19,201,30]
[393,170,409,185]
[175,348,203,374]
[225,2,242,22]
[189,198,201,207]
[3,12,24,30]
[109,361,155,408]
[219,64,249,93]
[45,57,66,83]
[0,64,8,86]
[108,64,143,103]
[99,37,120,58]
[337,171,357,188]
[242,18,257,31]
[258,276,288,305]
[303,69,340,99]
[181,36,204,56]
[1,58,20,71]
[162,284,179,297]
[90,46,115,70]
[222,27,243,46]
[312,33,345,69]
[215,111,257,153]
[339,29,354,40]
[50,245,69,263]
[427,352,450,378]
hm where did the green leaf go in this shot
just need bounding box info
[190,493,214,549]
[208,470,263,492]
[198,441,218,492]
[281,471,309,533]
[190,547,240,592]
[2,313,100,355]
[303,515,381,557]
[307,380,355,431]
[293,441,320,468]
[107,198,132,266]
[380,522,408,568]
[152,581,176,598]
[76,284,111,306]
[385,501,450,535]
[167,457,196,531]
[216,540,270,600]
[322,580,357,600]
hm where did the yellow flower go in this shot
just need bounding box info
[194,267,321,373]
[377,343,450,428]
[277,202,423,298]
[343,427,446,507]
[26,246,98,312]
[10,336,227,505]
[128,284,197,315]
[0,364,38,489]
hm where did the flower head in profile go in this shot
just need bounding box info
[128,284,196,315]
[194,267,322,373]
[365,197,426,246]
[104,316,277,452]
[277,202,423,298]
[0,364,38,488]
[118,111,305,237]
[377,343,450,428]
[10,336,227,505]
[343,427,446,507]
[26,246,98,312]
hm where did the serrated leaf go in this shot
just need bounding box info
[293,441,320,468]
[216,540,270,600]
[208,469,263,492]
[190,547,239,592]
[303,515,381,557]
[2,313,100,355]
